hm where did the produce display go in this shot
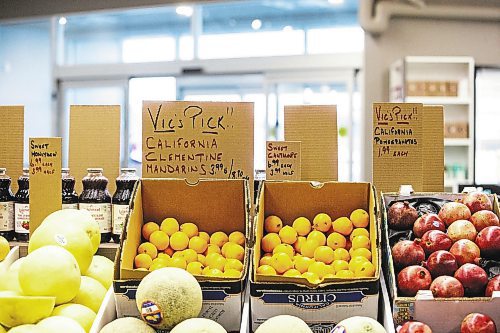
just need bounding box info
[0,209,114,332]
[397,312,498,333]
[134,217,246,278]
[388,192,500,298]
[257,209,375,284]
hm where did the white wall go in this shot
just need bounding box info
[363,18,500,181]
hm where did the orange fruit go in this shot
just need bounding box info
[307,230,326,246]
[257,265,276,276]
[313,213,332,232]
[308,261,332,278]
[206,253,226,271]
[134,253,153,269]
[293,236,307,254]
[336,270,355,278]
[351,235,370,250]
[142,222,159,240]
[149,230,170,251]
[189,236,208,254]
[301,239,320,258]
[301,271,321,284]
[170,231,189,251]
[164,246,174,256]
[273,243,295,259]
[350,228,370,241]
[210,231,229,248]
[167,257,187,270]
[354,261,375,277]
[203,268,223,277]
[331,259,349,273]
[333,248,350,262]
[294,256,315,273]
[186,261,204,275]
[137,242,158,259]
[223,268,241,278]
[332,217,353,236]
[264,215,283,233]
[348,256,369,272]
[351,248,372,261]
[229,231,245,246]
[224,243,245,261]
[224,258,244,272]
[327,232,347,250]
[182,249,198,263]
[278,226,298,245]
[283,269,302,278]
[180,222,199,238]
[313,246,335,264]
[198,231,210,243]
[160,217,179,236]
[259,255,273,266]
[292,217,311,236]
[270,252,293,274]
[204,244,221,256]
[350,209,369,228]
[197,254,207,266]
[261,233,281,253]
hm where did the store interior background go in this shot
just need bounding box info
[0,0,499,189]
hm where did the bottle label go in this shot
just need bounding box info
[112,204,129,236]
[15,203,30,234]
[62,203,79,210]
[79,203,111,233]
[0,202,14,232]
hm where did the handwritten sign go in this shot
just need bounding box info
[372,103,423,193]
[29,137,62,234]
[266,141,301,180]
[0,106,24,192]
[142,101,254,185]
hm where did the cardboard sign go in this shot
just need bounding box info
[0,106,24,192]
[29,137,62,234]
[69,105,121,193]
[266,141,301,180]
[284,105,337,181]
[142,101,254,184]
[422,105,444,192]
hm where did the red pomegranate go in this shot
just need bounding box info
[397,265,432,297]
[438,202,471,227]
[450,239,481,266]
[462,192,493,214]
[447,220,477,242]
[430,275,464,298]
[399,321,433,333]
[413,213,445,238]
[420,230,453,256]
[470,210,500,232]
[454,263,489,296]
[388,201,419,230]
[425,250,458,278]
[392,240,425,269]
[461,313,496,333]
[475,226,500,258]
[485,275,500,297]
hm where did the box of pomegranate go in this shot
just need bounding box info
[250,181,381,333]
[381,191,500,332]
[113,178,252,333]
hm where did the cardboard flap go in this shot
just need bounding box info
[29,137,62,233]
[69,105,121,193]
[284,105,337,182]
[0,106,24,192]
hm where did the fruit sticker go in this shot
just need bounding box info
[331,326,346,333]
[54,234,68,246]
[141,300,163,325]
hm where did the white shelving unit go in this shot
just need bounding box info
[390,56,475,192]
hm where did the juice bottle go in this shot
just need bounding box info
[14,168,30,242]
[62,168,79,210]
[112,168,139,243]
[79,168,112,243]
[0,168,15,241]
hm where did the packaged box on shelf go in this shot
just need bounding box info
[381,192,500,332]
[113,178,251,333]
[445,122,468,139]
[250,181,380,333]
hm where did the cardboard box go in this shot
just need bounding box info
[250,181,380,333]
[381,192,500,332]
[114,178,251,333]
[0,106,24,193]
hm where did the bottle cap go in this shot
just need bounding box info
[87,168,103,173]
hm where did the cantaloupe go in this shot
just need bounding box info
[99,317,156,333]
[170,318,227,333]
[255,315,312,333]
[331,317,387,333]
[135,267,202,330]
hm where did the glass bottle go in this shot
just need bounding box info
[62,168,79,210]
[0,168,15,241]
[14,168,30,242]
[112,168,139,243]
[79,168,112,243]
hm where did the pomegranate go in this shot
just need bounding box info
[420,230,453,256]
[438,202,471,227]
[430,276,464,298]
[475,226,500,258]
[397,265,432,297]
[424,250,458,278]
[454,263,489,296]
[447,220,477,242]
[399,321,433,333]
[461,313,496,333]
[391,240,425,269]
[412,214,445,238]
[450,239,481,266]
[462,191,493,214]
[388,201,419,230]
[485,275,500,297]
[470,210,500,232]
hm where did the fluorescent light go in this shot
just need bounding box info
[251,19,262,30]
[283,25,293,32]
[176,6,193,17]
[328,0,344,5]
[58,17,67,25]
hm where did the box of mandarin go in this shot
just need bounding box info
[381,191,500,332]
[250,181,381,333]
[113,178,251,333]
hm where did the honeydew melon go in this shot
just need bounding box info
[171,318,227,333]
[0,294,55,328]
[99,317,156,333]
[255,315,312,333]
[37,316,85,333]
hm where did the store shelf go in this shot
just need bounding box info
[444,138,471,146]
[405,96,470,105]
[9,241,119,261]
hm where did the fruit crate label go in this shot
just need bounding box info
[0,201,14,231]
[0,106,24,193]
[142,101,254,186]
[80,203,112,233]
[266,141,301,181]
[29,137,62,234]
[14,203,29,234]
